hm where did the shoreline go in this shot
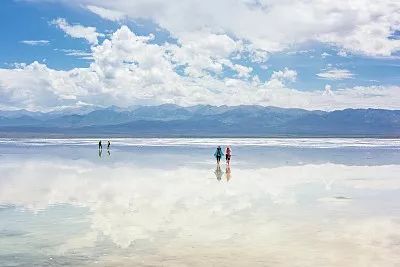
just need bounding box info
[0,133,399,139]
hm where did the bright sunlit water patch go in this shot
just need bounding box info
[0,138,399,266]
[1,137,400,148]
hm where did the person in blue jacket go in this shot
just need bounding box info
[214,146,224,164]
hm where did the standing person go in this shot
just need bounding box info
[225,146,232,165]
[98,140,102,150]
[214,146,224,164]
[107,140,110,150]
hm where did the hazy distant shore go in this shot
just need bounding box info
[1,105,399,138]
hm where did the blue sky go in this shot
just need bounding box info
[0,0,399,111]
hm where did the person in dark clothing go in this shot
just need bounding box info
[107,141,110,150]
[99,141,102,150]
[214,146,224,164]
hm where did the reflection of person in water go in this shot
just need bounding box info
[225,165,231,181]
[214,146,224,164]
[214,165,223,181]
[99,141,102,150]
[99,149,102,158]
[107,141,110,150]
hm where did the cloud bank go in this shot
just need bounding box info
[1,25,399,111]
[80,0,400,56]
[3,0,400,111]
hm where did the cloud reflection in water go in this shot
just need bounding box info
[0,145,399,266]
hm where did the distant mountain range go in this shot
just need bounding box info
[0,104,399,137]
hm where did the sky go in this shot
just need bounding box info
[0,0,399,111]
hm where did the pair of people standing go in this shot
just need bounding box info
[98,140,111,150]
[98,140,111,157]
[214,146,232,165]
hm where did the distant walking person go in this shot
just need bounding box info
[214,146,224,164]
[107,141,111,150]
[99,140,102,150]
[225,146,232,165]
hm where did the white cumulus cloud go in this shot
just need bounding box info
[51,18,102,45]
[271,68,297,82]
[86,5,126,21]
[0,26,399,111]
[50,0,400,57]
[317,68,355,80]
[321,52,331,58]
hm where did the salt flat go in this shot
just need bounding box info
[0,138,399,266]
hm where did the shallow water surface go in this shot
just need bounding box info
[0,138,399,266]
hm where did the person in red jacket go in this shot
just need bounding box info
[225,146,232,165]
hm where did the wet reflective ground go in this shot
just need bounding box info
[0,139,399,266]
